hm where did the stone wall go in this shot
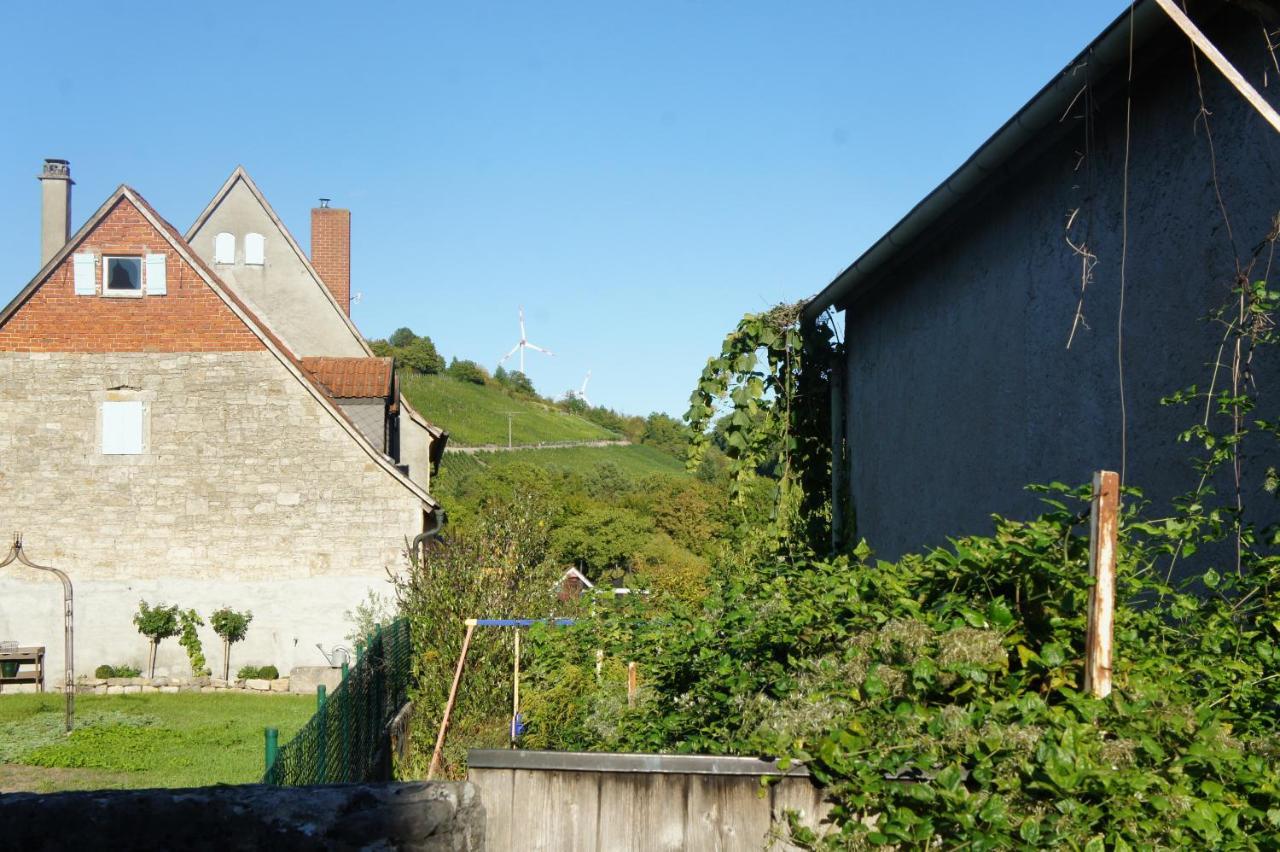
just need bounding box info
[0,781,483,851]
[0,350,425,677]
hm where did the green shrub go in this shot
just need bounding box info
[177,609,209,676]
[94,664,113,679]
[93,664,142,679]
[519,484,1280,848]
[237,665,279,680]
[210,607,253,680]
[133,601,181,678]
[446,357,489,385]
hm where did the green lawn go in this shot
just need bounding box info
[0,692,313,792]
[401,372,618,446]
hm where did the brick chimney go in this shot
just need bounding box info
[311,199,351,314]
[38,159,73,266]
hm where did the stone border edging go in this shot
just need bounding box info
[72,675,292,695]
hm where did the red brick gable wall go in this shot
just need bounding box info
[0,197,264,353]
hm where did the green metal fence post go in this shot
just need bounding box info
[374,623,385,745]
[341,663,351,782]
[316,684,327,784]
[264,727,278,780]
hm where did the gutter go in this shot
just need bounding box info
[801,0,1169,323]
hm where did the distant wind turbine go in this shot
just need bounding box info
[500,306,553,373]
[570,368,588,404]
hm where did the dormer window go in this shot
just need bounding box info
[214,232,235,264]
[103,256,142,296]
[245,232,265,265]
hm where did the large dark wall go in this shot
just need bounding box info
[845,6,1280,566]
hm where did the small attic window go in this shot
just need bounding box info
[214,232,235,264]
[245,233,265,265]
[102,256,142,297]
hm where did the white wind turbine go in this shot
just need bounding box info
[500,306,553,373]
[567,370,593,406]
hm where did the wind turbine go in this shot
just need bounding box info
[577,370,592,406]
[500,306,553,374]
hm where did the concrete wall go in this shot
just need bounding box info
[399,407,435,492]
[0,351,424,679]
[842,8,1280,565]
[467,749,833,851]
[188,178,367,358]
[0,781,484,851]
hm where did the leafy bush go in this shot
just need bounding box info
[210,608,252,644]
[345,589,395,646]
[370,328,445,375]
[237,665,279,680]
[210,607,253,680]
[133,601,181,678]
[93,664,142,679]
[447,357,489,385]
[394,496,560,778]
[519,484,1280,848]
[494,365,537,396]
[178,609,209,676]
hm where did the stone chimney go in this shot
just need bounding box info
[38,159,73,266]
[311,199,351,315]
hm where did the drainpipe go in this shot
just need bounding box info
[410,507,446,564]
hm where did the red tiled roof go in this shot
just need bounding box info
[301,357,394,399]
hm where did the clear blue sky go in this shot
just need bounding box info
[0,1,1127,417]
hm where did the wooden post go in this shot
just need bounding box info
[428,619,476,779]
[1085,470,1120,698]
[626,662,638,708]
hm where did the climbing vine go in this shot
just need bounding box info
[685,301,842,552]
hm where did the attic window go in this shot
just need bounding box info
[245,233,265,265]
[102,256,142,296]
[214,232,235,264]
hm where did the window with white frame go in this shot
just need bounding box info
[101,400,145,454]
[102,256,143,296]
[214,232,235,264]
[245,232,265,265]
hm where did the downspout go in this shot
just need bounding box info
[411,507,446,564]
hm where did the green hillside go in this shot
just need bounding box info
[401,373,617,447]
[435,444,686,498]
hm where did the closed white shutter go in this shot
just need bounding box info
[145,253,167,295]
[214,232,235,264]
[245,233,265,265]
[102,400,144,455]
[73,253,95,295]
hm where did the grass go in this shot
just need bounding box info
[436,443,687,497]
[401,372,618,447]
[0,692,313,792]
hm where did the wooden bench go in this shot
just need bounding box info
[0,646,45,692]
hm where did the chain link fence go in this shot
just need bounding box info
[263,617,412,785]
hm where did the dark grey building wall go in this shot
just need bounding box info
[844,7,1280,566]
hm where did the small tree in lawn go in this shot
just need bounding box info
[210,607,253,681]
[133,601,180,678]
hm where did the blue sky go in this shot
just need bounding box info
[0,1,1127,416]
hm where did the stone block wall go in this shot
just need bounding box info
[0,349,425,677]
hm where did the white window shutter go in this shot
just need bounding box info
[102,400,144,455]
[214,232,235,264]
[145,253,167,295]
[245,233,265,265]
[73,253,95,295]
